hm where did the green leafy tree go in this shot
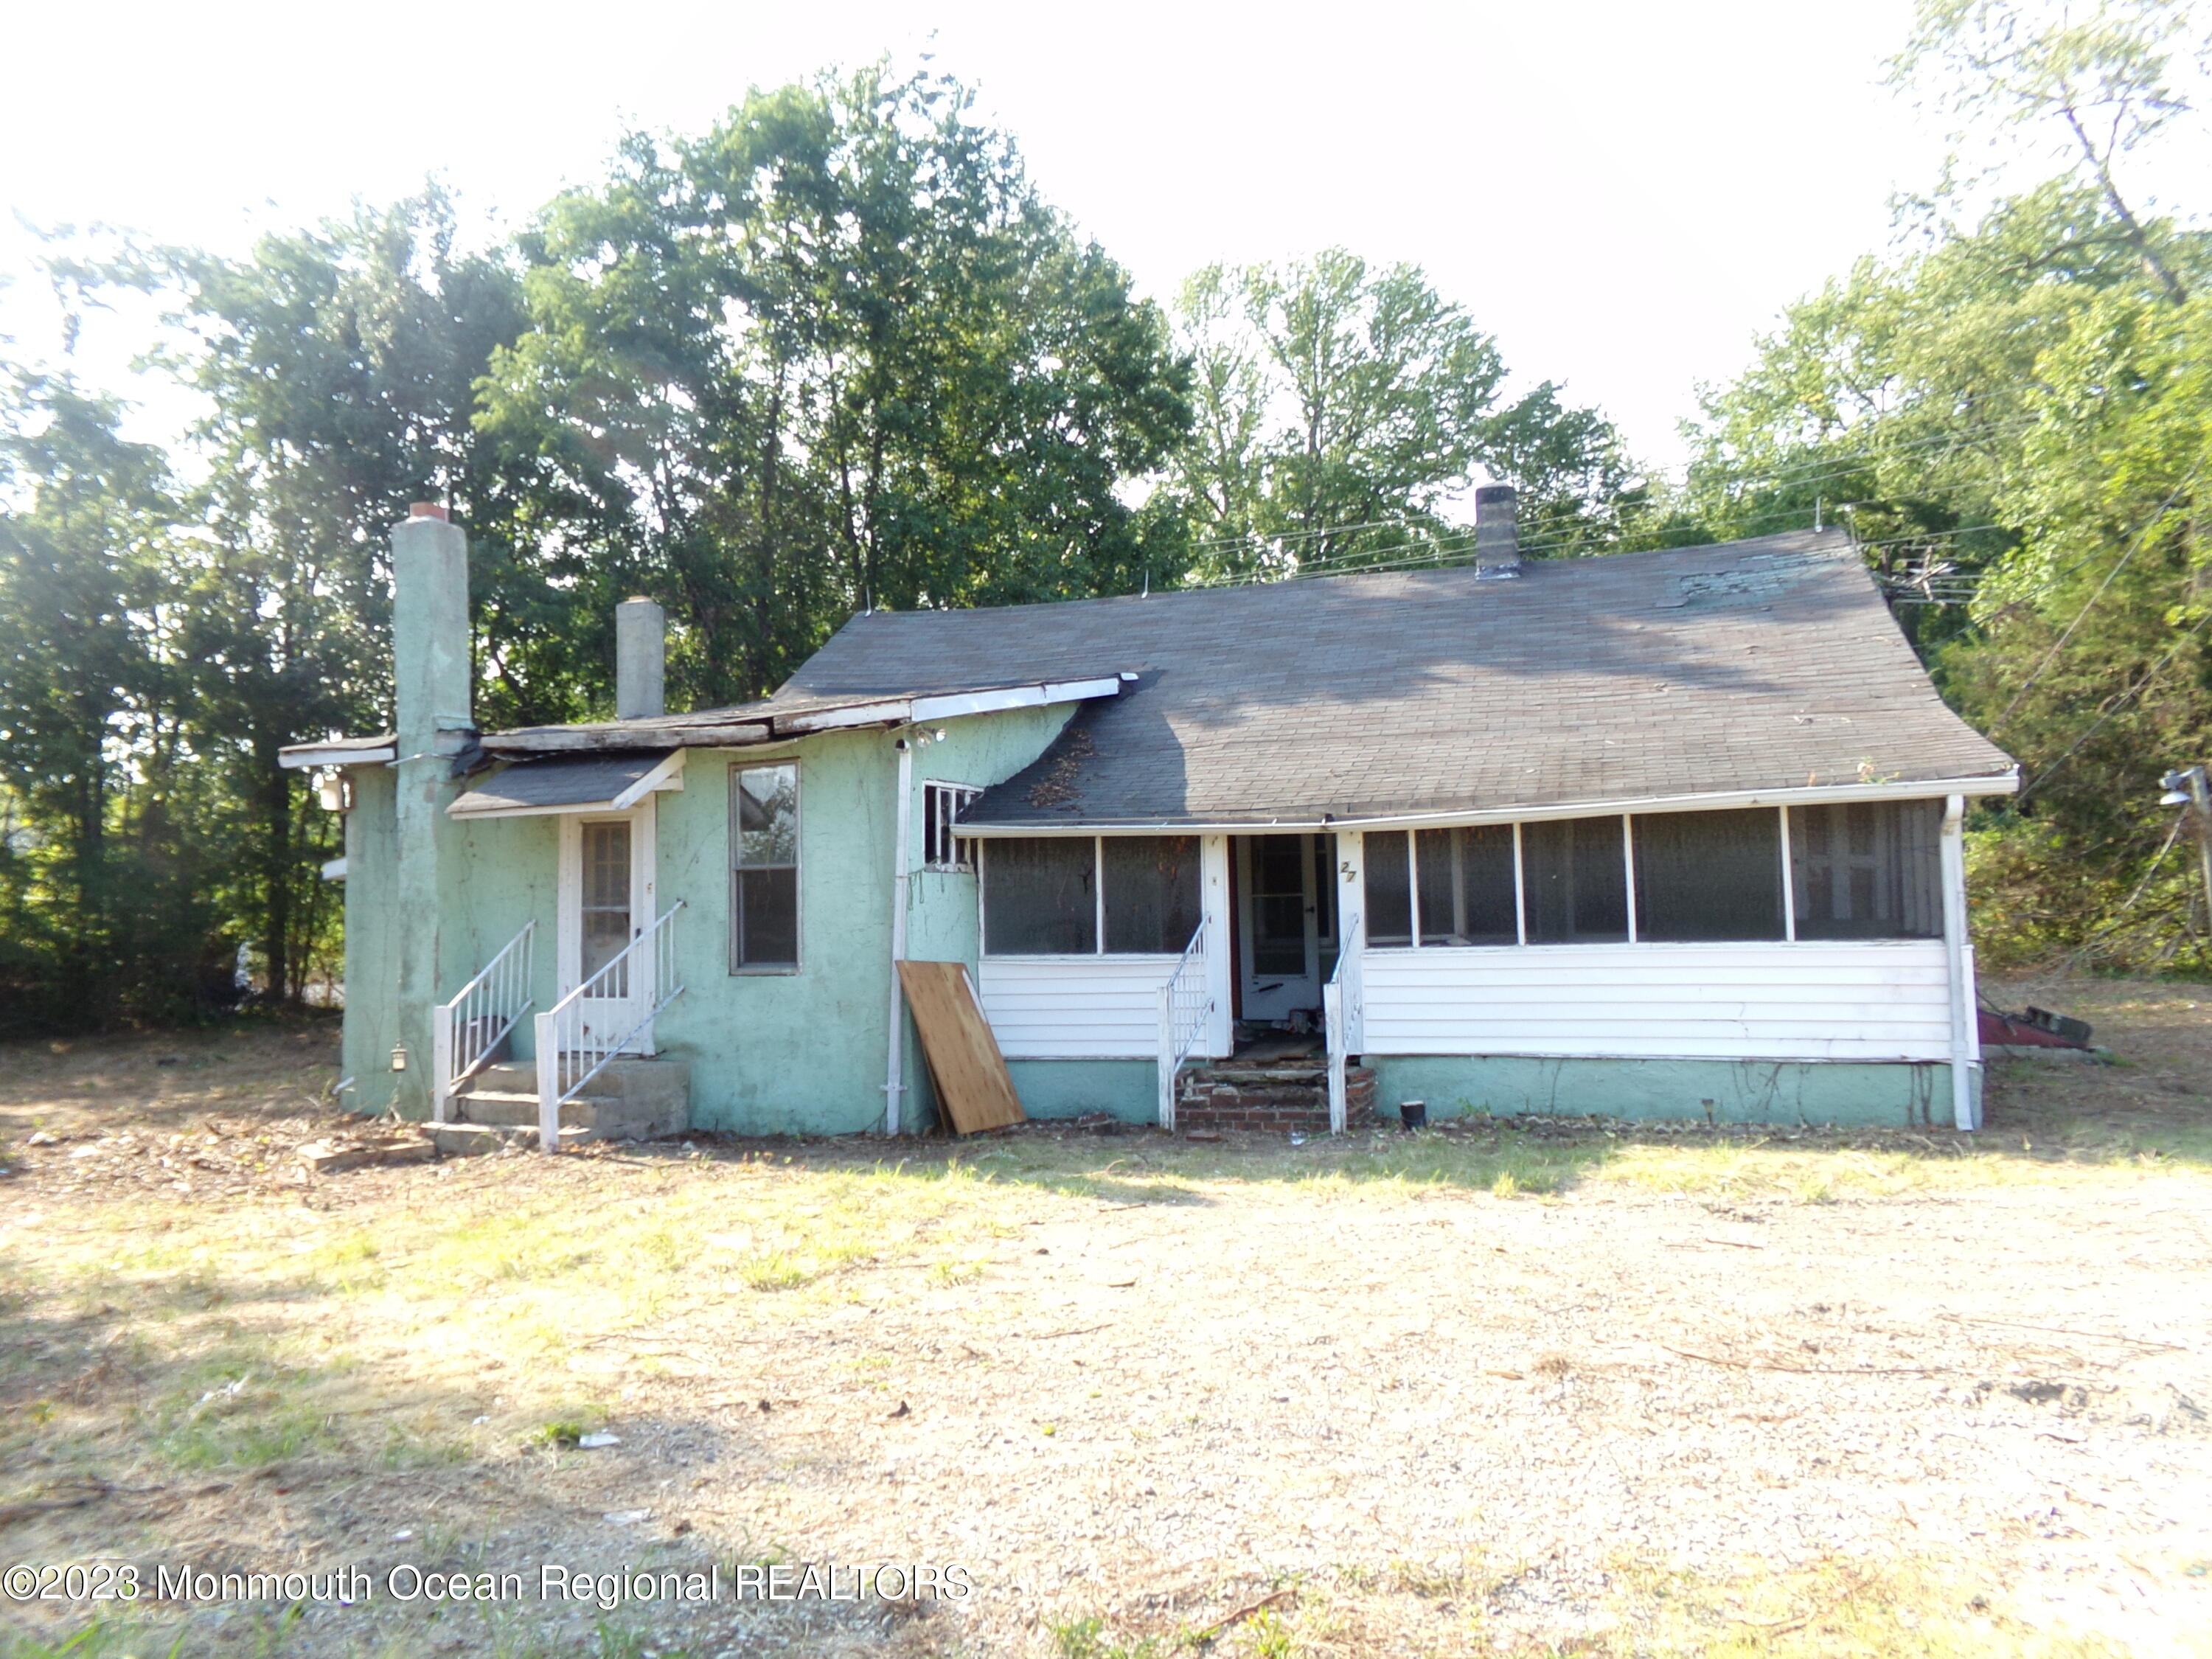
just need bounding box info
[1165,249,1641,582]
[0,372,213,1029]
[156,188,529,999]
[1690,0,2212,968]
[481,65,1194,709]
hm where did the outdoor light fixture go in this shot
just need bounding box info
[390,1043,408,1072]
[2158,765,2212,923]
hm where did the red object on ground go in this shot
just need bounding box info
[1978,1010,2088,1049]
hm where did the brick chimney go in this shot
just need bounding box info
[1474,484,1520,579]
[615,597,667,721]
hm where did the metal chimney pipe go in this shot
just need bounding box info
[1475,484,1520,579]
[615,597,667,721]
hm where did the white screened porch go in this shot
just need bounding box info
[967,791,1985,1133]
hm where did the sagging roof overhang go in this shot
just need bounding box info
[477,674,1129,756]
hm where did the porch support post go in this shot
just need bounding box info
[1157,984,1177,1131]
[1326,832,1365,1134]
[534,1012,559,1152]
[1200,834,1232,1057]
[1940,794,1980,1132]
[431,1003,453,1124]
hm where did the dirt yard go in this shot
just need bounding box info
[3,979,2210,1659]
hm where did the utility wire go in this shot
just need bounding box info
[2019,602,2212,799]
[1993,459,2207,731]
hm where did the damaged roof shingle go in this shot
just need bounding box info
[771,529,2015,828]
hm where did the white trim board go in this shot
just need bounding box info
[279,743,396,769]
[956,774,2020,838]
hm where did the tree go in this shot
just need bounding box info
[1895,0,2205,303]
[156,187,529,1000]
[0,371,207,1029]
[1164,249,1640,582]
[1690,0,2212,969]
[481,65,1194,710]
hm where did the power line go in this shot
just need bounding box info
[1994,459,2207,731]
[2019,602,2212,799]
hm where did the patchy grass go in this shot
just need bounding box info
[4,984,2210,1657]
[1046,1553,2168,1659]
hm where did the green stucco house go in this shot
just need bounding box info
[285,491,2017,1147]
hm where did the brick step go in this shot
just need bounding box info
[1176,1065,1375,1135]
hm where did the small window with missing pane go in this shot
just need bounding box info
[922,782,981,872]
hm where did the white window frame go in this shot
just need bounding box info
[730,759,801,975]
[922,781,981,873]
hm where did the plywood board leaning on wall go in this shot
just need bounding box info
[897,961,1028,1134]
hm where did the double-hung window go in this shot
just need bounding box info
[731,762,799,971]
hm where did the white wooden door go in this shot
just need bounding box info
[1238,834,1321,1022]
[558,805,657,1051]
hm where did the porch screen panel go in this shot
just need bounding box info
[1363,831,1413,946]
[984,838,1097,954]
[1102,836,1201,953]
[1416,826,1517,945]
[1523,816,1629,944]
[731,762,799,969]
[1790,801,1943,939]
[1632,808,1785,942]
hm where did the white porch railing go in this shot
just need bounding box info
[1324,906,1363,1133]
[431,921,536,1124]
[532,901,686,1152]
[1155,919,1214,1130]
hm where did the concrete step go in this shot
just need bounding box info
[1196,1065,1328,1086]
[423,1121,595,1157]
[451,1057,689,1142]
[465,1057,689,1099]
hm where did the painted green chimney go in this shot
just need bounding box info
[388,504,471,1116]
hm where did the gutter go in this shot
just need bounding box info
[884,734,917,1135]
[954,771,2023,838]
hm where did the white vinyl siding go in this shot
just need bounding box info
[1359,939,1956,1062]
[978,956,1182,1058]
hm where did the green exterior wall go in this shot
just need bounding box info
[1004,1060,1158,1122]
[1366,1055,1981,1129]
[335,689,1980,1139]
[331,698,1081,1133]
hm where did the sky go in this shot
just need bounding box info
[0,0,2191,474]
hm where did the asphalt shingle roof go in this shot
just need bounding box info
[768,530,2015,829]
[449,752,667,817]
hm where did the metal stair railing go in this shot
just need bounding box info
[1155,918,1214,1131]
[431,921,536,1124]
[532,900,686,1152]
